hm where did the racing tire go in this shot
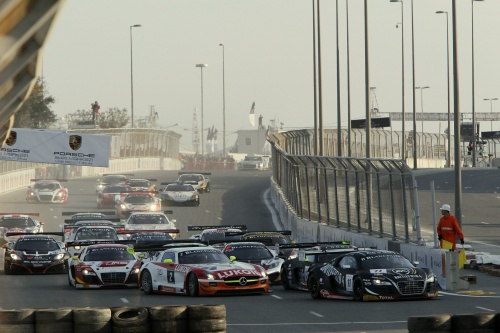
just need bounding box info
[353,277,365,302]
[451,313,496,332]
[307,273,321,299]
[0,309,35,333]
[188,305,226,321]
[407,314,452,333]
[187,273,199,297]
[111,307,149,330]
[4,261,12,275]
[281,268,291,290]
[140,270,153,294]
[189,319,226,333]
[205,185,210,193]
[35,308,73,333]
[149,305,188,333]
[73,308,111,333]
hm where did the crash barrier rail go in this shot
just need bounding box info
[0,304,227,333]
[268,138,420,244]
[407,312,500,333]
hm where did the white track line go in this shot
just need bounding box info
[120,298,129,303]
[309,311,324,318]
[271,295,282,300]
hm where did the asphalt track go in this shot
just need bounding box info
[0,169,499,333]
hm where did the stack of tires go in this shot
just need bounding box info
[188,304,226,333]
[0,309,35,333]
[149,305,188,333]
[111,307,149,333]
[35,308,73,332]
[408,313,499,333]
[73,307,112,333]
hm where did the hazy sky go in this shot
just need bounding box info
[41,0,500,149]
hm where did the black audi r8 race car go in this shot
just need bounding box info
[3,233,68,274]
[280,242,357,291]
[307,250,439,301]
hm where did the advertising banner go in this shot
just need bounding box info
[0,128,111,167]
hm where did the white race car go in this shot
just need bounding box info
[176,173,211,193]
[160,182,200,206]
[122,212,177,238]
[0,213,44,244]
[26,179,68,203]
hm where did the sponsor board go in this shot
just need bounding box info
[0,128,110,167]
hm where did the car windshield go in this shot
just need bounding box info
[15,239,59,251]
[84,248,135,261]
[178,250,230,264]
[130,232,173,241]
[128,180,149,187]
[103,186,129,193]
[305,252,345,263]
[75,228,118,241]
[224,245,273,260]
[0,218,35,228]
[125,196,154,204]
[166,184,194,191]
[201,232,240,243]
[71,214,106,220]
[103,176,126,184]
[244,156,262,162]
[34,183,59,190]
[360,254,414,270]
[242,236,289,245]
[179,175,202,182]
[128,215,168,225]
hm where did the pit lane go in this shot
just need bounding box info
[0,170,499,333]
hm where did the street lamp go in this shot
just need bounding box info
[391,0,405,161]
[219,44,226,157]
[410,0,417,169]
[484,98,498,131]
[416,86,429,156]
[130,24,141,128]
[471,0,484,167]
[336,0,342,157]
[436,11,451,167]
[195,64,208,155]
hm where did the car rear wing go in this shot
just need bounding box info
[102,173,135,176]
[30,179,68,182]
[62,211,116,216]
[277,241,351,249]
[0,213,40,216]
[187,225,247,231]
[64,218,121,225]
[227,230,292,237]
[5,232,64,237]
[118,229,180,235]
[178,172,211,175]
[161,181,198,186]
[134,239,208,252]
[121,190,159,194]
[65,239,137,248]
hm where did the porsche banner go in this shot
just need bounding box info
[0,128,111,167]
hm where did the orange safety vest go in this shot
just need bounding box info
[437,215,464,250]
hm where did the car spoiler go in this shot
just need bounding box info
[0,213,40,216]
[128,210,173,215]
[134,239,208,252]
[30,179,68,182]
[65,239,137,247]
[178,172,211,175]
[227,230,292,237]
[187,225,247,231]
[277,241,351,249]
[160,181,198,186]
[118,229,180,235]
[5,232,64,237]
[121,190,159,194]
[64,218,121,225]
[62,211,116,216]
[102,174,135,176]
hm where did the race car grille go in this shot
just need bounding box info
[39,195,53,202]
[224,276,260,287]
[101,272,127,284]
[397,280,425,295]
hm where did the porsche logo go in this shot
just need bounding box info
[239,277,247,286]
[5,130,16,146]
[69,135,82,151]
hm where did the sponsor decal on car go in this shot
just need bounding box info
[216,269,260,279]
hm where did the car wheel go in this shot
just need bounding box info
[4,261,11,275]
[68,271,73,287]
[187,273,199,297]
[205,185,210,193]
[307,273,320,299]
[353,277,364,301]
[281,268,291,290]
[141,270,153,294]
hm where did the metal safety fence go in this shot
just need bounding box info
[269,129,422,244]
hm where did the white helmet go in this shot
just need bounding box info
[440,204,451,211]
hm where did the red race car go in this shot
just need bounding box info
[96,184,132,208]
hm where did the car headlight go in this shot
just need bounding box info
[372,278,391,285]
[261,270,267,277]
[426,275,436,283]
[53,254,64,260]
[131,268,140,274]
[74,246,81,250]
[10,253,21,260]
[268,262,280,269]
[29,192,36,196]
[56,192,63,197]
[121,204,126,209]
[82,269,96,276]
[206,273,215,280]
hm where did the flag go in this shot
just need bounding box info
[249,102,255,127]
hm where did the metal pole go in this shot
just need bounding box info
[130,24,141,128]
[312,0,318,156]
[318,0,324,156]
[411,0,417,169]
[364,0,371,158]
[346,0,352,157]
[391,0,404,161]
[196,64,208,155]
[471,0,483,166]
[219,44,226,156]
[336,0,342,156]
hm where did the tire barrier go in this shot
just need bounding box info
[0,305,226,333]
[408,313,500,333]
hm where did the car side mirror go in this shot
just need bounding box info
[163,259,173,264]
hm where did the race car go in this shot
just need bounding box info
[237,155,270,171]
[239,231,293,258]
[122,212,176,233]
[159,182,200,206]
[280,242,358,291]
[176,172,211,193]
[65,225,121,257]
[125,178,157,193]
[3,233,67,274]
[96,184,132,208]
[26,179,68,203]
[96,174,133,193]
[62,211,115,221]
[187,225,247,245]
[222,242,284,284]
[138,245,269,296]
[115,193,162,219]
[307,250,439,301]
[0,213,44,244]
[67,242,140,289]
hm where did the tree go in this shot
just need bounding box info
[14,77,57,128]
[98,107,130,128]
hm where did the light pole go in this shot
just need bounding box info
[472,0,484,167]
[336,0,342,157]
[416,86,429,156]
[219,44,226,157]
[484,98,498,131]
[391,0,405,161]
[436,11,451,167]
[410,0,417,169]
[195,64,208,155]
[346,0,352,157]
[130,24,141,128]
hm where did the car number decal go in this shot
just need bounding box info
[346,274,353,291]
[167,269,175,283]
